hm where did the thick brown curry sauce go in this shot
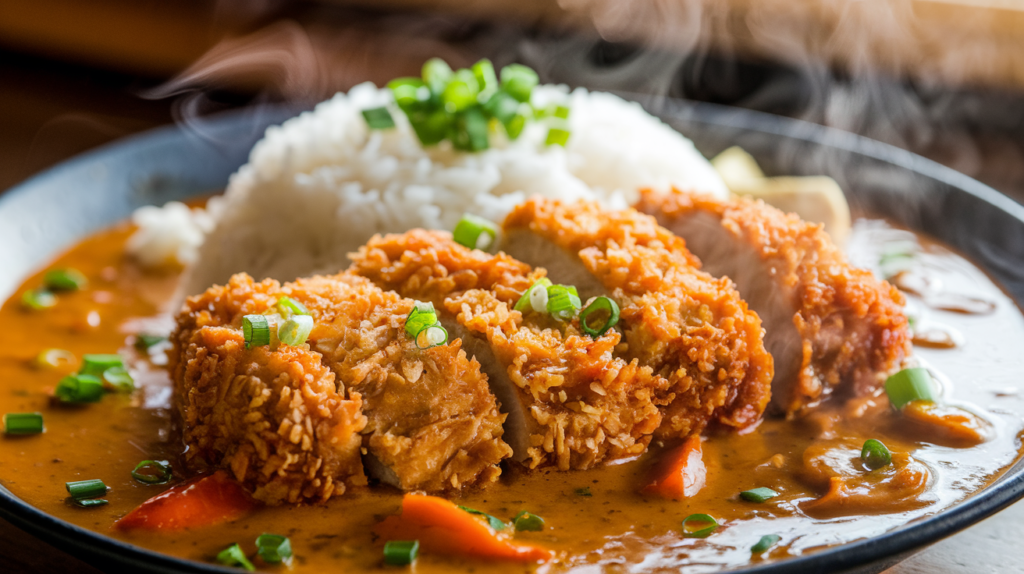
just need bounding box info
[1,219,1023,573]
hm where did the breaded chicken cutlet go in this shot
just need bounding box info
[349,229,666,470]
[636,188,911,415]
[170,273,511,504]
[501,198,774,439]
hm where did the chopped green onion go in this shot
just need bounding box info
[459,506,507,530]
[545,126,571,147]
[513,511,544,532]
[884,367,935,409]
[362,107,396,130]
[21,289,56,310]
[102,366,135,392]
[242,315,270,349]
[751,534,781,554]
[276,296,310,318]
[34,348,77,370]
[553,104,570,119]
[405,303,439,339]
[256,533,293,564]
[44,268,87,291]
[442,69,480,113]
[547,284,581,321]
[216,543,255,571]
[472,59,499,99]
[451,107,489,151]
[4,412,44,435]
[134,334,167,351]
[514,278,552,313]
[483,91,520,124]
[389,78,429,112]
[740,487,779,503]
[453,214,499,251]
[861,439,892,470]
[681,513,718,538]
[278,315,314,347]
[131,460,172,484]
[55,374,104,404]
[73,498,109,508]
[383,540,419,566]
[504,112,527,140]
[579,297,620,338]
[574,487,592,497]
[79,354,124,378]
[406,108,450,146]
[500,64,539,103]
[66,479,108,500]
[422,58,453,97]
[415,324,448,349]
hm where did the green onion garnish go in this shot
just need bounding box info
[55,374,104,404]
[422,58,454,97]
[405,302,439,339]
[452,107,489,151]
[43,268,87,292]
[514,278,552,313]
[415,324,448,349]
[407,108,449,146]
[751,534,781,554]
[579,296,620,337]
[884,367,935,409]
[472,59,498,98]
[574,487,592,497]
[553,104,570,119]
[66,479,108,500]
[861,439,892,470]
[131,460,172,484]
[134,334,167,351]
[73,498,109,508]
[79,354,124,378]
[4,412,44,435]
[500,64,539,103]
[740,487,779,503]
[21,289,56,310]
[483,91,520,124]
[278,315,314,347]
[242,315,270,349]
[388,78,428,110]
[216,543,255,571]
[256,533,293,564]
[453,214,499,251]
[102,366,135,392]
[276,296,309,318]
[459,506,507,530]
[547,284,581,321]
[34,348,76,370]
[383,540,419,566]
[681,514,718,538]
[442,69,480,113]
[513,511,544,532]
[362,107,396,130]
[545,126,571,147]
[504,112,527,140]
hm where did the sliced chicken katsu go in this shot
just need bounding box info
[349,229,665,470]
[502,198,773,439]
[636,189,911,415]
[170,273,511,503]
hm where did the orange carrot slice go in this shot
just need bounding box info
[373,494,552,562]
[641,435,706,499]
[115,471,259,531]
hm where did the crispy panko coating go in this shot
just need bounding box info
[637,188,911,415]
[171,273,510,503]
[350,229,665,470]
[503,198,774,439]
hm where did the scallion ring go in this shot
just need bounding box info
[55,374,104,404]
[751,534,781,554]
[884,367,935,409]
[278,315,314,347]
[276,296,309,318]
[66,479,108,500]
[513,511,544,532]
[131,460,172,484]
[579,296,620,337]
[514,278,552,313]
[134,334,167,351]
[102,366,135,392]
[79,354,124,378]
[73,498,109,508]
[242,315,271,349]
[44,268,88,292]
[500,64,539,103]
[740,487,779,503]
[362,106,396,130]
[216,543,255,571]
[545,126,571,147]
[405,303,439,339]
[34,348,77,370]
[3,412,44,435]
[861,439,892,470]
[415,324,448,349]
[546,284,581,321]
[452,214,499,251]
[21,289,56,311]
[383,540,419,566]
[681,513,719,538]
[256,533,293,564]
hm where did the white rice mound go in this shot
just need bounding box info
[134,82,729,295]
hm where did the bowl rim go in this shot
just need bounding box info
[1,99,1022,574]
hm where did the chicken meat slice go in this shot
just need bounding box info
[636,189,911,415]
[349,229,666,470]
[501,198,774,439]
[170,273,511,502]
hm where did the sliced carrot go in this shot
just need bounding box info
[372,494,552,562]
[641,435,706,500]
[115,471,259,531]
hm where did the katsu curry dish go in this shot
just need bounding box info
[1,59,1022,572]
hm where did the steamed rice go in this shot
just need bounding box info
[128,82,728,295]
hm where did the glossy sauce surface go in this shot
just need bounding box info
[0,218,1022,573]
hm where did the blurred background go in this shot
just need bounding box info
[2,1,1024,572]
